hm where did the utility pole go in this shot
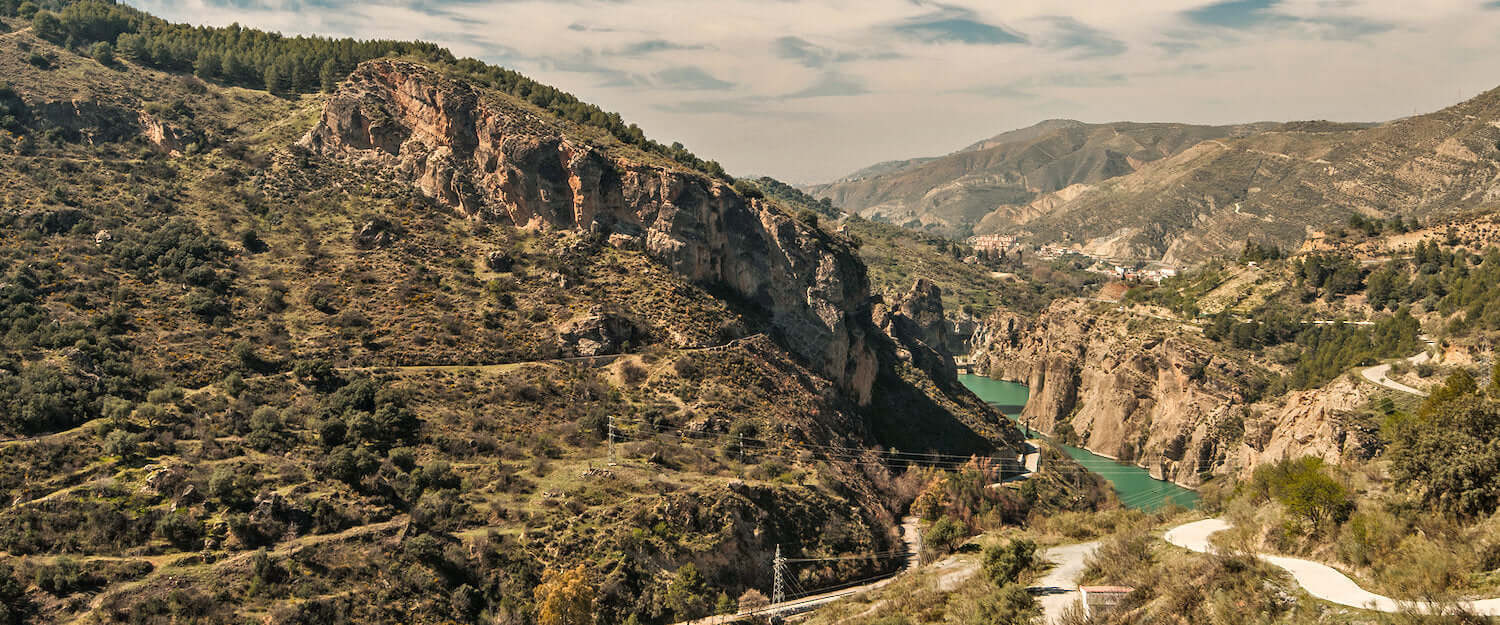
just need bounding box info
[607,415,617,466]
[738,433,745,462]
[772,544,785,605]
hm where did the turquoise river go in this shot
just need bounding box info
[958,374,1198,511]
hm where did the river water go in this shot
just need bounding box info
[958,374,1198,511]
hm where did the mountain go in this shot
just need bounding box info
[997,102,1500,264]
[0,5,1086,623]
[808,119,1278,237]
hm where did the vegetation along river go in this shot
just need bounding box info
[958,374,1199,511]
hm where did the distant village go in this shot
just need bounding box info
[965,234,1180,284]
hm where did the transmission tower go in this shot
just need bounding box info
[772,544,785,605]
[607,415,617,466]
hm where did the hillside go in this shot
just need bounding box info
[0,5,1082,623]
[736,179,1104,322]
[1001,96,1500,263]
[808,119,1277,237]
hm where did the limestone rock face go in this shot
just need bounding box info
[557,309,645,357]
[875,278,955,383]
[301,60,878,404]
[968,300,1377,486]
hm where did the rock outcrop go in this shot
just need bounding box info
[969,300,1379,485]
[301,60,878,403]
[875,278,955,383]
[557,309,646,357]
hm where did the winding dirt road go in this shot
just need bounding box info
[1165,518,1500,615]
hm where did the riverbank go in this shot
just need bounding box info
[958,374,1198,511]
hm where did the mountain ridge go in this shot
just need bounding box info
[807,118,1286,237]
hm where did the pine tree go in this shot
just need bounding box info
[318,58,339,92]
[194,50,220,80]
[263,63,286,95]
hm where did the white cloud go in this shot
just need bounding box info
[127,0,1500,183]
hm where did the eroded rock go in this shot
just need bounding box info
[302,60,878,403]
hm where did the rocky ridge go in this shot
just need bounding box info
[302,60,879,404]
[968,300,1380,485]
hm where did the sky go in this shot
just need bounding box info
[130,0,1500,183]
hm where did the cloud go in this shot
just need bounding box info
[889,4,1027,45]
[783,72,868,98]
[1184,0,1282,29]
[1181,0,1391,40]
[652,66,735,91]
[957,84,1039,99]
[774,36,837,68]
[1036,16,1126,58]
[612,39,708,56]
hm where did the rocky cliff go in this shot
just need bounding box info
[874,278,956,384]
[969,300,1380,485]
[301,60,879,404]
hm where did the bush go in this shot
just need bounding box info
[155,512,202,550]
[946,583,1038,625]
[89,41,114,65]
[924,516,968,556]
[982,539,1037,586]
[102,429,139,460]
[1246,457,1352,529]
[620,362,647,387]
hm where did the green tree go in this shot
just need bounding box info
[1421,369,1478,417]
[924,515,969,556]
[1249,457,1352,528]
[663,563,710,620]
[318,58,340,92]
[31,10,63,42]
[89,41,114,66]
[194,50,220,80]
[982,539,1037,586]
[263,64,286,95]
[102,429,139,460]
[1390,393,1500,516]
[714,592,735,616]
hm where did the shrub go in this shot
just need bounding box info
[1246,457,1352,528]
[946,583,1038,625]
[155,512,203,550]
[89,41,114,65]
[620,362,647,387]
[982,539,1037,586]
[924,515,968,556]
[534,565,595,625]
[101,429,139,460]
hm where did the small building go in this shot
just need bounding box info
[1080,585,1134,618]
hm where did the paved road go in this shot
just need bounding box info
[1165,519,1500,615]
[1360,337,1434,397]
[1031,542,1099,623]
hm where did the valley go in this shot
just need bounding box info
[2,2,1500,625]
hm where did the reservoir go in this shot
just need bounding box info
[958,374,1199,511]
